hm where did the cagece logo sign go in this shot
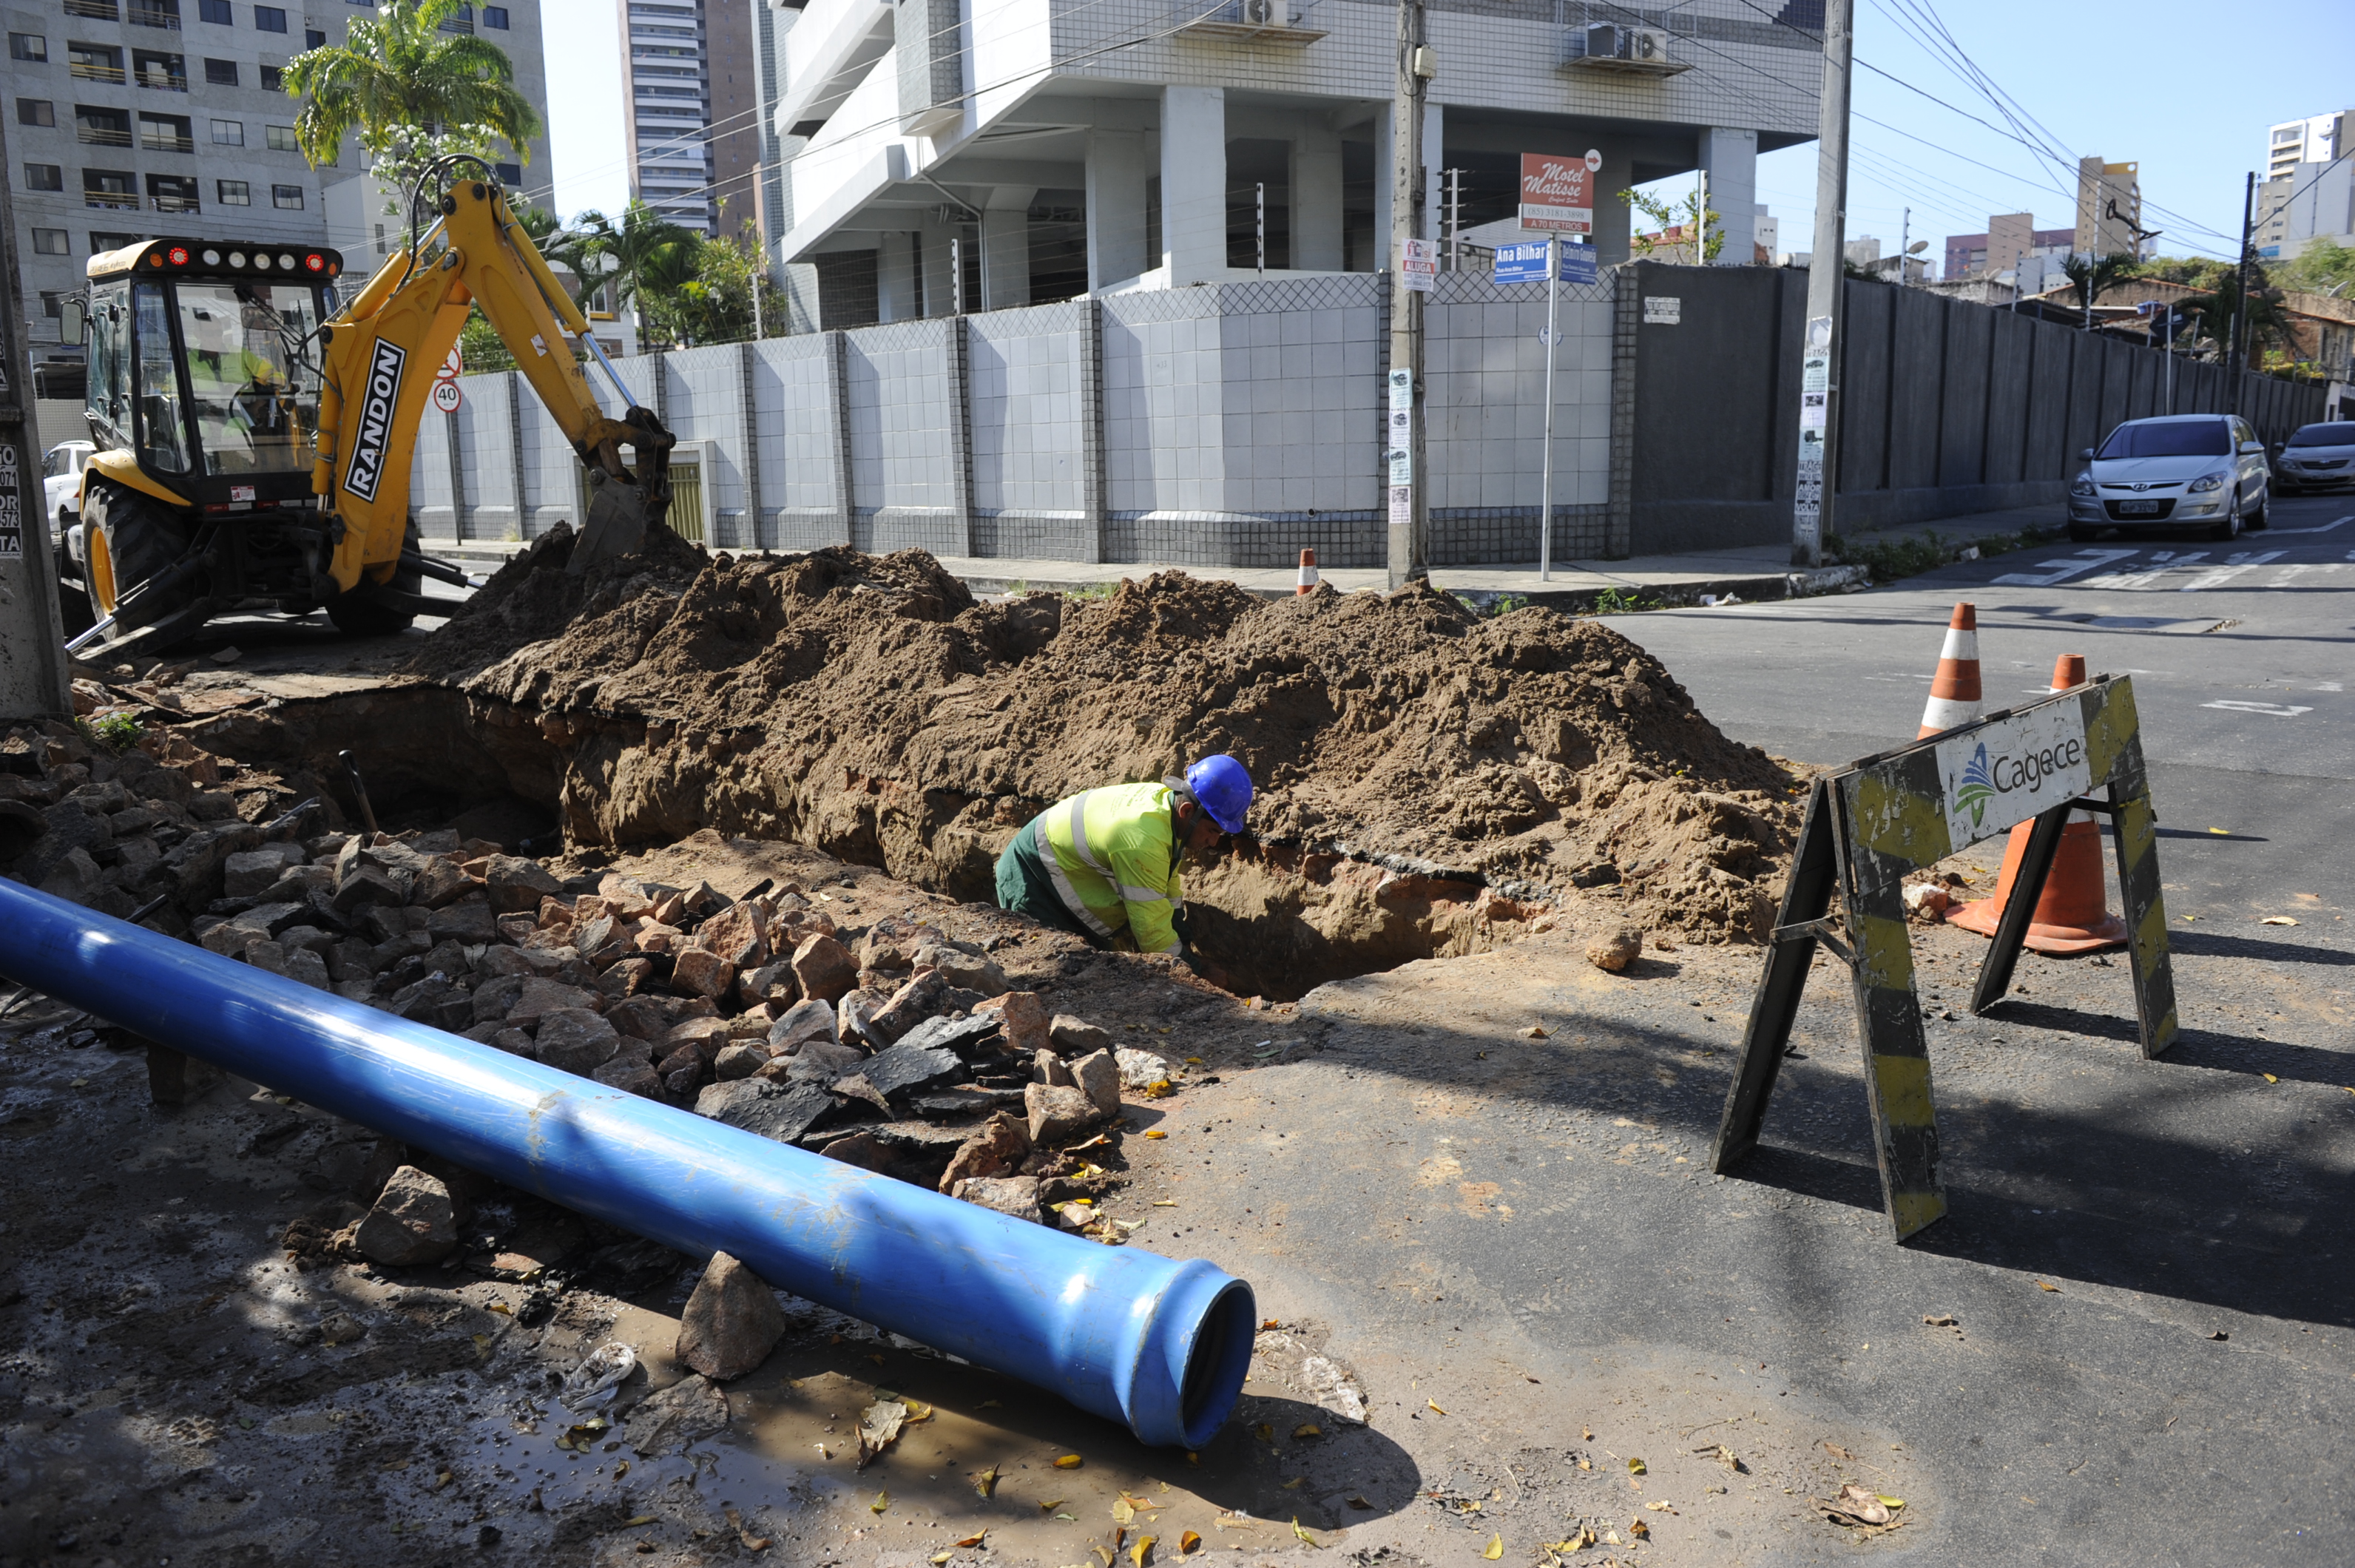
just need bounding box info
[342,339,408,503]
[1932,700,2092,848]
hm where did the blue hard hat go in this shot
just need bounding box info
[1185,754,1254,834]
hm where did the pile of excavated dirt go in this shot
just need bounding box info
[399,541,1803,995]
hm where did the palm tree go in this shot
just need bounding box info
[283,0,539,196]
[2060,251,2136,331]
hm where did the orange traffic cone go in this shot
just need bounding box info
[1944,653,2125,955]
[1917,602,1982,737]
[1296,547,1319,595]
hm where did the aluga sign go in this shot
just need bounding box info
[1931,701,2092,848]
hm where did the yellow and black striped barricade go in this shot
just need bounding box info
[1711,675,2175,1242]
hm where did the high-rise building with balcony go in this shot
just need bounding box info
[2268,112,2350,183]
[3,1,549,361]
[620,0,760,236]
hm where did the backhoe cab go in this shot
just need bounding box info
[58,163,675,655]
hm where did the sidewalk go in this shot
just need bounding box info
[426,501,2061,607]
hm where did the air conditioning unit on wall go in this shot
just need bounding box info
[1240,0,1290,26]
[1570,20,1689,76]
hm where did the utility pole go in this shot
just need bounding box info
[1386,0,1432,588]
[1897,207,1908,285]
[1790,0,1852,569]
[1256,182,1266,276]
[2229,170,2255,412]
[0,108,72,719]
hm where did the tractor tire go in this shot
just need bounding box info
[84,481,195,624]
[53,535,95,638]
[328,520,423,636]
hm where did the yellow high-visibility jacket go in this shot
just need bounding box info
[1036,781,1184,953]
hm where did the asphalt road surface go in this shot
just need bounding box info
[1603,492,2355,920]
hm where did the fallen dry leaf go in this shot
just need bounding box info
[2263,1073,2280,1084]
[1814,1483,1893,1526]
[1582,1426,1595,1441]
[1603,1530,1621,1547]
[1130,1534,1157,1567]
[1482,1533,1504,1560]
[857,1401,909,1469]
[1144,1129,1168,1140]
[1113,1499,1136,1526]
[956,1530,987,1548]
[1255,1423,1275,1442]
[929,1555,951,1565]
[726,1507,773,1552]
[2037,1280,2061,1293]
[975,1465,999,1498]
[1291,1518,1325,1550]
[1922,1314,1957,1327]
[1427,1400,1447,1416]
[1630,1518,1650,1541]
[1178,1530,1202,1555]
[1646,1501,1677,1513]
[1547,1524,1595,1552]
[1055,1454,1086,1470]
[1038,1498,1064,1513]
[871,1490,890,1515]
[1294,1424,1323,1439]
[1822,1442,1858,1462]
[1692,1442,1743,1471]
[1346,1496,1372,1510]
[2260,916,2299,926]
[1626,1457,1646,1476]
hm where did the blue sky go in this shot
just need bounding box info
[537,0,2354,268]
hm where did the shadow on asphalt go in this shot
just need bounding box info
[2168,930,2355,966]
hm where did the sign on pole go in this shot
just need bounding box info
[1399,237,1436,292]
[1792,315,1832,557]
[430,379,464,414]
[1493,240,1601,287]
[1519,152,1598,234]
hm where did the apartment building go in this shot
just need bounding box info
[1942,214,2070,283]
[619,0,759,236]
[4,1,550,354]
[2268,111,2348,183]
[2073,156,2145,258]
[766,0,1825,326]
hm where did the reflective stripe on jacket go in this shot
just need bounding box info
[1035,782,1184,953]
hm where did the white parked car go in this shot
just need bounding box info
[2274,420,2355,494]
[42,440,93,541]
[2067,413,2271,542]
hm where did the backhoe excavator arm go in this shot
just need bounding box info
[311,172,672,595]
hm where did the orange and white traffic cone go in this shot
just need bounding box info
[1944,652,2124,954]
[1917,602,1982,738]
[1296,547,1319,595]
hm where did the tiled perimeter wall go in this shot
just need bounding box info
[412,270,1622,568]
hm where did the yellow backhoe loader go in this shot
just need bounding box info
[56,157,672,654]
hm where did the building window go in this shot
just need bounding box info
[32,229,71,255]
[441,5,474,35]
[130,1,185,30]
[203,56,236,84]
[89,231,141,253]
[271,182,303,209]
[254,6,286,32]
[40,291,66,319]
[146,172,200,212]
[139,111,194,151]
[493,160,521,184]
[265,123,297,152]
[83,169,138,209]
[9,33,47,63]
[209,118,243,145]
[217,177,250,204]
[75,105,132,146]
[18,99,55,127]
[258,63,281,89]
[197,0,232,21]
[483,5,508,27]
[24,162,64,191]
[68,42,126,83]
[132,49,187,89]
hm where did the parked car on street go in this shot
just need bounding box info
[2068,413,2271,541]
[2272,422,2355,494]
[42,441,93,539]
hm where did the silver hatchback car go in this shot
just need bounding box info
[2274,421,2355,493]
[2067,413,2271,542]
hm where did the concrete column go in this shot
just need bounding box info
[1290,121,1343,272]
[1160,85,1227,285]
[980,187,1035,311]
[919,217,960,316]
[1371,104,1393,266]
[1420,103,1444,245]
[1087,129,1152,290]
[1698,126,1758,264]
[877,232,921,322]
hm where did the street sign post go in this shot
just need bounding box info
[430,379,464,414]
[1489,239,1600,582]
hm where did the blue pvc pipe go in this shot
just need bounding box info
[0,879,1254,1447]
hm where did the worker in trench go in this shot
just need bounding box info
[994,755,1252,986]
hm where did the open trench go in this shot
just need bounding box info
[180,683,1569,1002]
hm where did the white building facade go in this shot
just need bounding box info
[766,0,1823,325]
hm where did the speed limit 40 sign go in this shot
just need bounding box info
[431,379,464,413]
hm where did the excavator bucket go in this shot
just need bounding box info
[568,409,675,574]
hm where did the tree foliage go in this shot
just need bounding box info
[1620,186,1724,263]
[283,0,540,211]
